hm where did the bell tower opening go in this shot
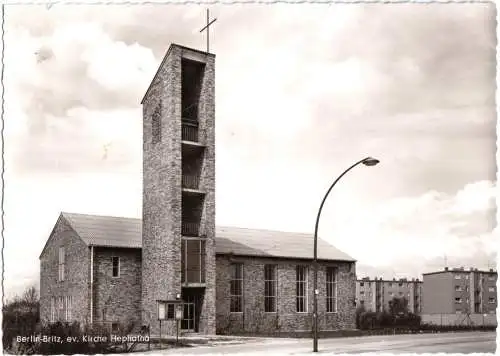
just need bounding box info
[181,59,206,122]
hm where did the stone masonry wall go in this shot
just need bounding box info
[39,215,90,325]
[216,255,356,334]
[92,247,142,328]
[142,45,216,335]
[142,45,182,335]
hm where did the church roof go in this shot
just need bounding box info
[60,212,355,262]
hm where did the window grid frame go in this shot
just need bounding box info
[326,267,338,313]
[264,264,278,313]
[65,296,72,322]
[230,263,244,313]
[181,238,207,285]
[296,265,308,313]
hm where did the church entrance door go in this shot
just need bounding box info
[181,288,204,332]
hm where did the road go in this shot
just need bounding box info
[152,332,496,355]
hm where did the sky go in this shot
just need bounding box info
[2,3,498,299]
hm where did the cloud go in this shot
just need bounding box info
[3,4,496,298]
[325,180,496,269]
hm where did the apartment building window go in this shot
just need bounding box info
[326,267,337,313]
[454,275,461,280]
[455,285,462,291]
[112,257,120,278]
[489,298,496,304]
[389,292,394,297]
[455,297,462,303]
[296,266,308,313]
[50,297,56,322]
[264,265,277,312]
[65,296,72,321]
[58,247,65,282]
[488,276,495,281]
[230,263,243,313]
[398,282,403,287]
[360,291,365,295]
[360,282,364,287]
[488,287,495,292]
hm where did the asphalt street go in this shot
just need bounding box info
[151,332,496,355]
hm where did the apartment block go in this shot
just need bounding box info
[422,267,497,315]
[355,277,423,314]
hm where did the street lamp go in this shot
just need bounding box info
[312,156,379,352]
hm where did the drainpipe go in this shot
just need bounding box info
[90,245,94,324]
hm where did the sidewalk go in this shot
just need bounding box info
[130,333,270,352]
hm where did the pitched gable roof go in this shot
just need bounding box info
[59,212,355,262]
[62,212,141,249]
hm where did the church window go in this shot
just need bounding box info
[112,257,120,278]
[230,263,243,313]
[58,247,65,282]
[50,297,56,322]
[65,296,72,321]
[264,264,277,312]
[296,265,308,313]
[181,239,206,284]
[326,267,338,313]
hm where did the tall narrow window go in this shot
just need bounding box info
[58,296,64,320]
[181,59,205,121]
[230,263,243,313]
[264,265,277,312]
[152,104,161,144]
[181,238,206,284]
[50,297,55,322]
[58,247,65,282]
[296,265,308,313]
[326,267,337,313]
[112,257,120,277]
[65,296,72,321]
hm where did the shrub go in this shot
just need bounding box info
[357,310,421,330]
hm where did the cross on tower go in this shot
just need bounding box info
[199,9,217,53]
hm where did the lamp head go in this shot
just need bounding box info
[362,157,380,167]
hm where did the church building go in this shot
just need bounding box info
[39,44,357,335]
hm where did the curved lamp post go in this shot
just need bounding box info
[312,156,379,352]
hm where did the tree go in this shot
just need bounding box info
[388,297,409,316]
[3,285,40,352]
[23,286,38,305]
[355,302,366,329]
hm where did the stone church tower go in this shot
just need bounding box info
[140,44,216,335]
